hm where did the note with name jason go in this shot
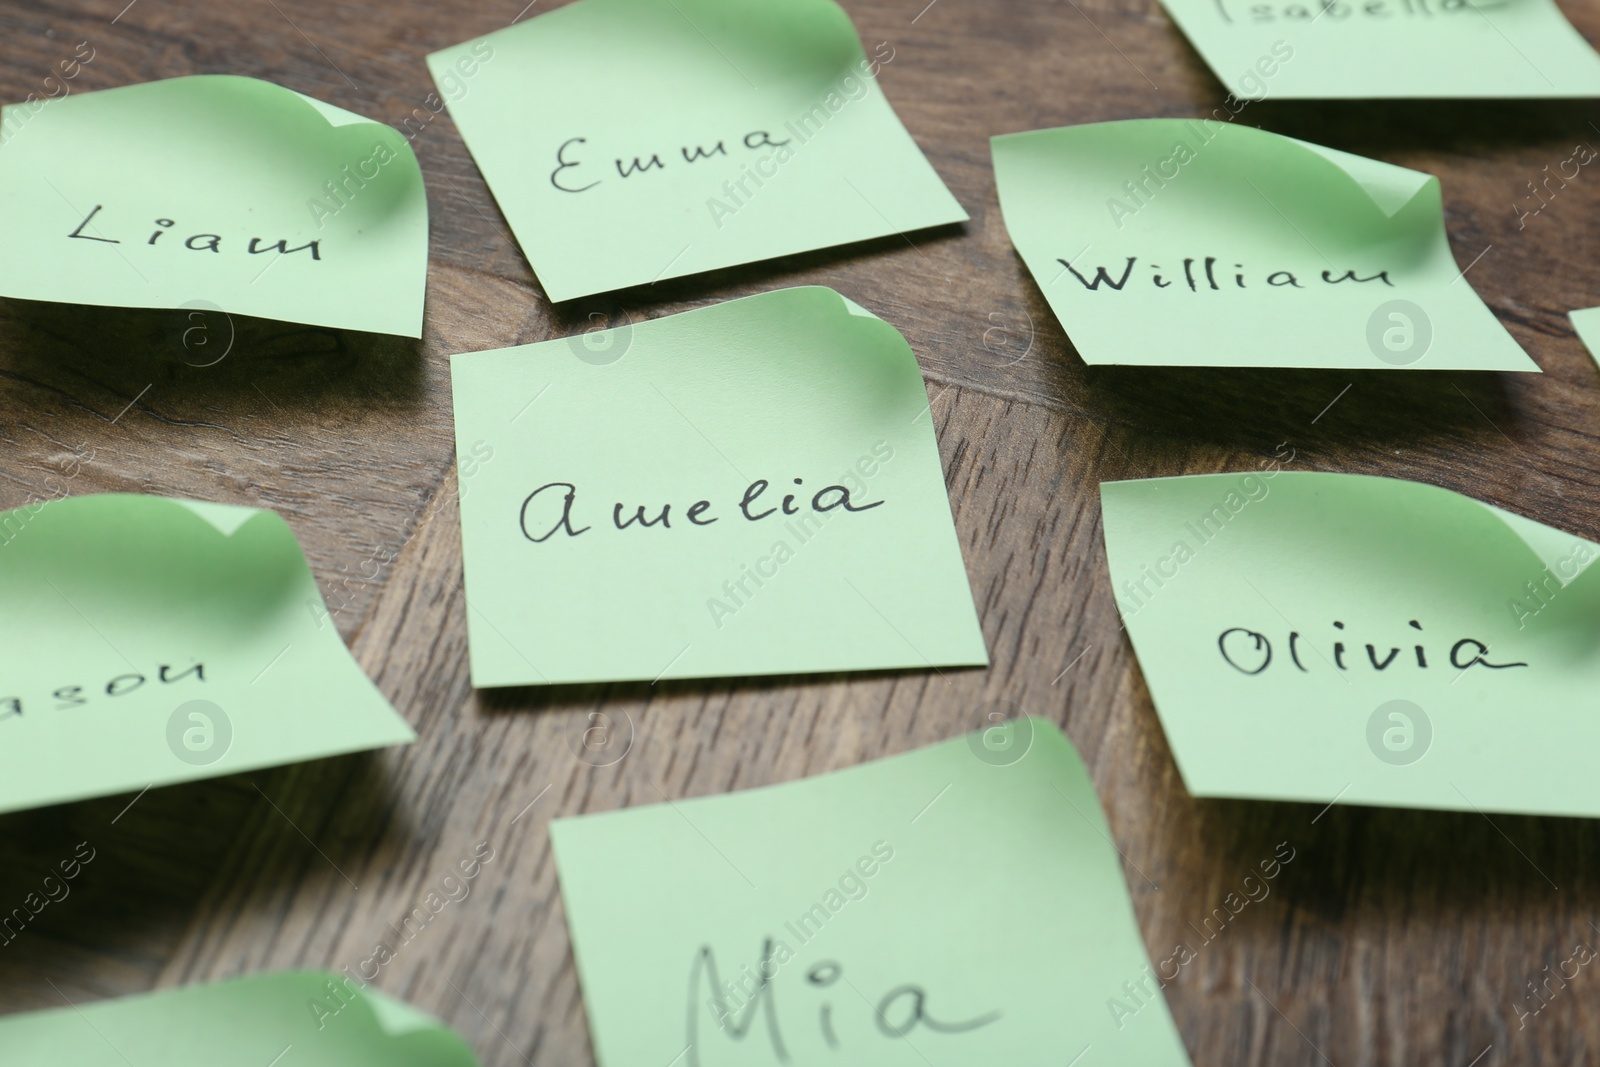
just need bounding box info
[992,120,1536,370]
[551,719,1192,1067]
[0,494,413,815]
[1102,471,1600,817]
[426,0,966,302]
[0,76,428,335]
[449,286,987,686]
[1155,0,1600,99]
[0,971,480,1066]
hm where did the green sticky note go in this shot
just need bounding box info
[0,494,413,814]
[1570,306,1600,365]
[1102,470,1600,817]
[450,286,987,686]
[551,719,1191,1067]
[0,76,428,336]
[992,120,1537,371]
[426,0,966,302]
[0,971,479,1066]
[1155,0,1600,98]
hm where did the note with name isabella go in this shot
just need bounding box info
[0,494,413,815]
[1102,471,1600,817]
[0,76,428,335]
[1155,0,1600,99]
[551,719,1193,1067]
[992,120,1536,371]
[426,0,966,302]
[449,286,987,686]
[0,972,479,1066]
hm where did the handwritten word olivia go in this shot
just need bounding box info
[707,840,895,1029]
[689,939,998,1066]
[68,205,321,260]
[1216,620,1527,675]
[519,475,884,544]
[1109,841,1294,1028]
[0,841,95,947]
[0,661,205,720]
[1061,256,1392,291]
[1514,142,1597,230]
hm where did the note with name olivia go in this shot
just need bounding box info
[992,121,1536,370]
[0,971,479,1066]
[426,0,965,302]
[1102,471,1600,817]
[1155,0,1600,99]
[551,719,1192,1067]
[0,76,427,335]
[450,286,986,686]
[0,494,413,815]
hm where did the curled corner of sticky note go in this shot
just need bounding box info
[1286,137,1435,219]
[1569,307,1600,365]
[169,497,266,537]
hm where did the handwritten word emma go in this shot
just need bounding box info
[1216,620,1527,675]
[69,206,321,260]
[1061,255,1391,291]
[519,475,884,544]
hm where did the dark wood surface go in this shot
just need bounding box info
[3,0,1600,1063]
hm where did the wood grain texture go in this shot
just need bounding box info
[2,0,1600,1063]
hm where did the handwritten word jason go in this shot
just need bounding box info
[0,661,205,719]
[1060,256,1392,291]
[552,41,896,197]
[69,205,321,260]
[519,476,884,543]
[688,938,999,1066]
[1216,620,1528,675]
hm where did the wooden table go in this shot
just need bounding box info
[3,0,1599,1062]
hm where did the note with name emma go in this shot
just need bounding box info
[0,971,479,1066]
[0,494,413,814]
[1102,471,1600,817]
[450,286,986,686]
[426,0,966,302]
[992,120,1536,371]
[1155,0,1600,99]
[0,76,428,335]
[551,719,1192,1067]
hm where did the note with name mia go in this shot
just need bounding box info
[450,286,987,686]
[0,971,479,1066]
[0,494,413,815]
[0,76,427,335]
[1155,0,1600,99]
[1102,471,1600,817]
[426,0,966,302]
[551,719,1192,1067]
[992,120,1536,371]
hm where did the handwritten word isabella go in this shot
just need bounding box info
[519,477,883,543]
[1216,620,1527,675]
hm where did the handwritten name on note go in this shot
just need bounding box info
[68,205,323,260]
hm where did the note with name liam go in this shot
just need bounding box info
[1102,471,1600,817]
[993,121,1536,371]
[0,494,413,815]
[0,76,428,335]
[426,0,966,302]
[0,971,480,1066]
[450,286,987,686]
[551,719,1192,1067]
[1156,0,1600,98]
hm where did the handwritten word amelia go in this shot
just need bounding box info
[68,205,321,260]
[519,475,883,544]
[1061,256,1392,291]
[1216,620,1527,675]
